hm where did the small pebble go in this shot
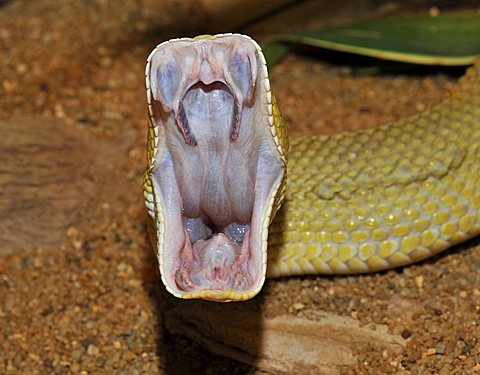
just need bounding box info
[435,342,446,355]
[122,351,136,362]
[414,276,424,289]
[66,227,79,237]
[401,329,412,339]
[293,303,305,310]
[421,348,436,358]
[87,344,100,356]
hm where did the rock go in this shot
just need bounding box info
[0,116,95,253]
[0,115,134,254]
[165,301,406,374]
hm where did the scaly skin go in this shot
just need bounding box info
[144,33,480,300]
[267,58,480,277]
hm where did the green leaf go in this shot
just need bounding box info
[264,12,480,66]
[262,41,291,66]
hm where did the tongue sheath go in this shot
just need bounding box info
[175,228,253,292]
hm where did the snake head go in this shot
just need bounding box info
[145,34,287,301]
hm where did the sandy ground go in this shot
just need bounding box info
[1,1,479,373]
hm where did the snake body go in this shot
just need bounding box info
[144,34,480,301]
[268,59,480,277]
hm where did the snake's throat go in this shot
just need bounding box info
[146,35,285,301]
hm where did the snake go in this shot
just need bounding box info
[143,33,480,302]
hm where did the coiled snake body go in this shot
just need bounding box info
[144,34,480,302]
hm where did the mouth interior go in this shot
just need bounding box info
[149,40,283,298]
[174,75,255,290]
[154,80,282,296]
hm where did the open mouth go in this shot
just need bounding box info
[146,35,285,301]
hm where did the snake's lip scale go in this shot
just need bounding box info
[179,289,259,302]
[145,33,480,302]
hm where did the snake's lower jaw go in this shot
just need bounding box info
[150,154,284,302]
[149,171,283,302]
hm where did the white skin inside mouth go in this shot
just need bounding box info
[148,36,283,295]
[169,80,257,292]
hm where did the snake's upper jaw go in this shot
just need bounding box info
[146,35,286,302]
